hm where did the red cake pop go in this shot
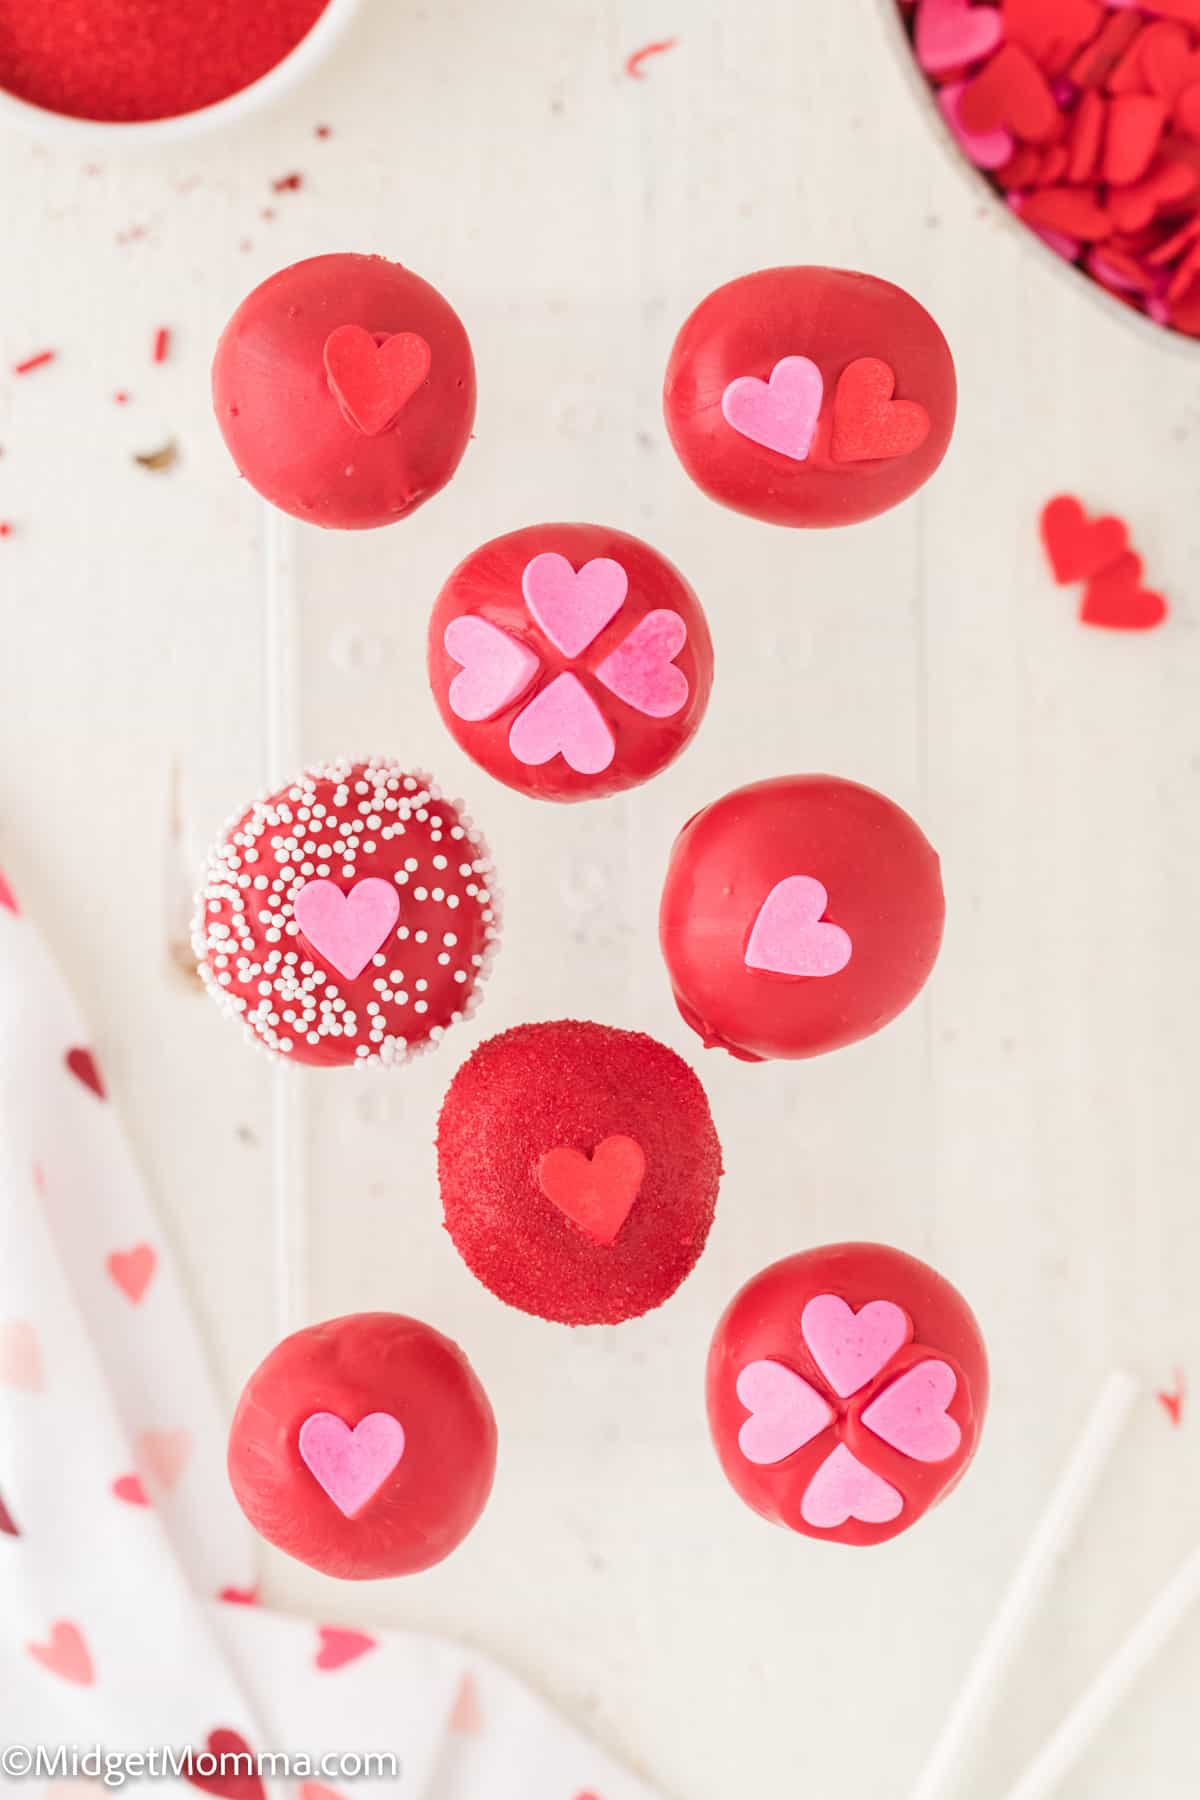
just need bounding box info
[659,774,944,1061]
[707,1244,988,1547]
[228,1313,497,1579]
[212,253,475,530]
[427,523,714,802]
[437,1020,723,1324]
[663,266,956,527]
[193,757,498,1069]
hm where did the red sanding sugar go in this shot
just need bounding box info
[898,0,1200,337]
[0,0,331,124]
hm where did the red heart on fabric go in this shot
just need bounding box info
[960,44,1060,142]
[65,1046,105,1099]
[185,1731,265,1800]
[1039,495,1129,583]
[27,1621,94,1686]
[1079,554,1167,630]
[315,1626,377,1671]
[0,1487,19,1535]
[218,1586,259,1605]
[106,1242,157,1304]
[323,325,431,436]
[830,358,930,462]
[112,1473,150,1506]
[0,869,18,914]
[300,1786,348,1800]
[537,1135,646,1245]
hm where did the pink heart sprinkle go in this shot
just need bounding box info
[298,1411,406,1519]
[938,81,1014,171]
[444,615,541,722]
[800,1444,904,1530]
[594,609,689,718]
[744,876,852,978]
[522,552,628,658]
[915,0,1003,76]
[736,1360,835,1465]
[801,1294,910,1398]
[292,877,400,982]
[721,356,824,461]
[508,673,615,775]
[861,1360,962,1464]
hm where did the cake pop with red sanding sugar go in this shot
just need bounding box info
[427,522,714,803]
[228,1312,497,1579]
[707,1243,988,1547]
[659,774,944,1062]
[194,758,498,1068]
[212,253,475,530]
[437,1020,723,1325]
[663,266,956,527]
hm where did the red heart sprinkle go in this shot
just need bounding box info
[1079,553,1168,630]
[1021,186,1112,240]
[1040,495,1129,583]
[537,1135,646,1245]
[1104,93,1168,184]
[65,1046,105,1099]
[961,44,1062,142]
[1003,0,1103,73]
[323,325,432,437]
[1069,9,1142,87]
[830,357,931,462]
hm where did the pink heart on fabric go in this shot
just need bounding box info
[915,0,1003,74]
[521,553,628,658]
[112,1473,150,1506]
[800,1444,904,1530]
[27,1620,95,1686]
[736,1360,835,1466]
[444,615,541,722]
[595,609,689,719]
[744,876,852,978]
[298,1411,406,1518]
[508,673,615,774]
[721,356,824,461]
[801,1294,910,1398]
[137,1428,192,1492]
[315,1625,377,1671]
[106,1242,157,1304]
[0,1320,44,1391]
[861,1360,962,1463]
[293,877,400,981]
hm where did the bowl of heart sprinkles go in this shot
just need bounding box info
[894,0,1200,340]
[0,0,361,143]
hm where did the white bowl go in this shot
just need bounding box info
[0,0,363,148]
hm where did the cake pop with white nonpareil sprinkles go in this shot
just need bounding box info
[193,757,499,1068]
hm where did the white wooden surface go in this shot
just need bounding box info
[3,2,1200,1795]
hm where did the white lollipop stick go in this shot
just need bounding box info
[1001,1542,1200,1800]
[909,1370,1139,1800]
[263,504,306,1338]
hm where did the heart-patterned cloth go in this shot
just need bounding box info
[0,863,661,1800]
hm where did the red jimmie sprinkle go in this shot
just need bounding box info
[0,0,331,124]
[625,37,678,79]
[900,0,1200,335]
[1156,1371,1185,1426]
[271,171,304,191]
[12,350,55,375]
[152,327,170,364]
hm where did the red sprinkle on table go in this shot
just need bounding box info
[13,350,55,375]
[1039,494,1168,630]
[0,523,13,539]
[152,327,171,365]
[1157,1371,1185,1426]
[898,0,1200,334]
[0,0,331,124]
[625,37,679,79]
[271,171,304,192]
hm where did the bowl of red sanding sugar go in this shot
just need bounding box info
[0,0,361,142]
[891,0,1200,341]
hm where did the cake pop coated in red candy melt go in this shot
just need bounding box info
[427,523,714,802]
[228,1313,497,1579]
[659,775,945,1061]
[663,266,956,527]
[437,1020,723,1324]
[212,253,475,530]
[193,757,498,1069]
[707,1244,988,1547]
